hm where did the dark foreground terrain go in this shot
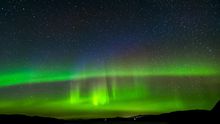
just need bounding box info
[0,100,219,124]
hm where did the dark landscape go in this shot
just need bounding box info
[0,100,219,124]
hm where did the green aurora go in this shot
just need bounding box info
[0,61,219,119]
[0,61,219,87]
[1,0,220,120]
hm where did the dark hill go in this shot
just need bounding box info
[212,100,220,113]
[0,100,219,124]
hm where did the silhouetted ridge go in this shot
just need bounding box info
[0,114,64,124]
[212,100,220,113]
[0,100,220,124]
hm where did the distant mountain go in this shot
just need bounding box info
[0,114,64,124]
[0,100,219,124]
[212,100,220,113]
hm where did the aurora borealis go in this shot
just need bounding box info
[0,0,220,119]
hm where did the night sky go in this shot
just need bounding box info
[0,0,220,119]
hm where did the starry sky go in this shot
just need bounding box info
[0,0,220,119]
